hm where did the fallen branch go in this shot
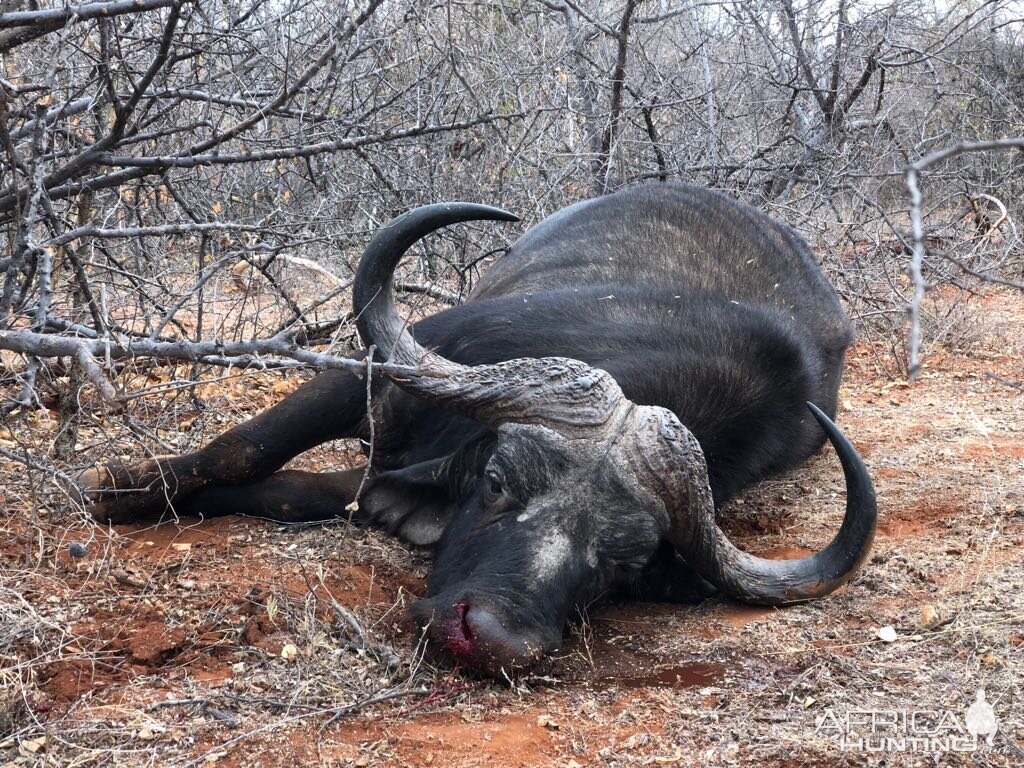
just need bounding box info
[395,281,461,305]
[0,327,422,404]
[984,372,1024,391]
[181,686,433,766]
[0,444,83,495]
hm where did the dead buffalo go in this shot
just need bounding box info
[81,182,877,677]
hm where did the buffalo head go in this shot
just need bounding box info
[353,204,877,677]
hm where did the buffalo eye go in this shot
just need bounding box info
[483,472,504,504]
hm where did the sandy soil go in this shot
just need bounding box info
[1,289,1022,767]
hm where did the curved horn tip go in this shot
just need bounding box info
[476,205,519,223]
[805,400,832,423]
[661,399,877,606]
[436,202,520,223]
[805,402,872,476]
[353,202,521,358]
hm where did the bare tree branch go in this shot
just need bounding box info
[905,137,1024,380]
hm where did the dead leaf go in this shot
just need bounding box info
[271,380,295,396]
[18,736,46,756]
[536,714,559,729]
[919,604,940,628]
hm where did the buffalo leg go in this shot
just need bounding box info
[173,468,368,523]
[80,367,377,523]
[173,463,454,546]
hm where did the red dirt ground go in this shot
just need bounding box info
[2,289,1022,766]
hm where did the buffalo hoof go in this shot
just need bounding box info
[76,455,203,524]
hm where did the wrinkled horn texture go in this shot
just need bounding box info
[631,403,876,605]
[394,356,630,433]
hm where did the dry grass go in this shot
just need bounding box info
[1,287,1023,767]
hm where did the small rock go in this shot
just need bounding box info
[68,542,88,558]
[876,626,898,643]
[622,733,652,749]
[280,643,299,661]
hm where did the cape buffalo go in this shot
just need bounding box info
[81,182,877,677]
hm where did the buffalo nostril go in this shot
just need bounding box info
[462,606,545,670]
[438,601,475,657]
[418,598,551,675]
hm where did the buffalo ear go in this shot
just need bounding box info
[362,458,456,546]
[613,541,719,604]
[362,432,497,546]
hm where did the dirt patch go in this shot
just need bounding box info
[878,497,965,538]
[42,660,118,703]
[2,289,1023,766]
[716,604,780,629]
[387,712,557,767]
[127,622,188,665]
